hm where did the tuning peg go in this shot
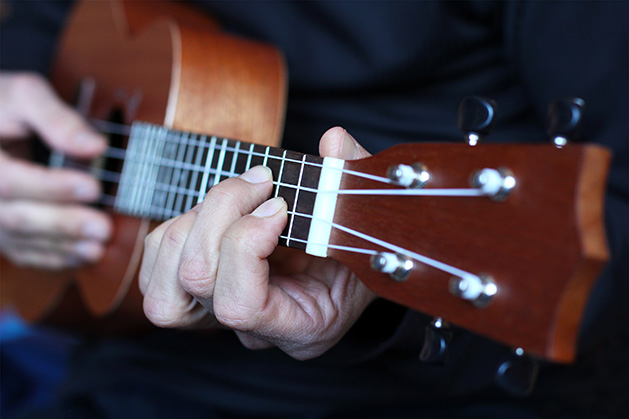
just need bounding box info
[419,317,453,363]
[495,348,539,397]
[458,96,497,146]
[370,252,413,282]
[547,97,585,148]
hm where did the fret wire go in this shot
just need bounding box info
[285,154,307,247]
[155,130,178,218]
[164,129,189,218]
[245,143,254,172]
[184,133,204,213]
[212,138,229,187]
[114,123,140,211]
[228,140,241,178]
[173,131,194,216]
[139,123,158,214]
[144,127,168,217]
[197,136,217,204]
[137,125,162,216]
[274,149,287,199]
[128,123,148,214]
[128,123,152,214]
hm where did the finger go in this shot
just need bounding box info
[318,127,371,160]
[0,200,111,239]
[138,216,179,295]
[213,197,289,332]
[1,233,106,263]
[142,210,207,328]
[234,331,275,350]
[1,73,106,157]
[0,152,102,202]
[0,242,83,270]
[177,166,274,303]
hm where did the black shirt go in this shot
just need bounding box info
[1,1,627,417]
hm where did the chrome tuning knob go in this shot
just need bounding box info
[370,252,413,282]
[386,163,430,188]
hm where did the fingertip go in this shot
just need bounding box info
[319,127,370,160]
[69,131,108,157]
[251,197,287,218]
[319,126,346,158]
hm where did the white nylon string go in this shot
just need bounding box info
[284,209,478,280]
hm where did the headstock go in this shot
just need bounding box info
[327,98,610,363]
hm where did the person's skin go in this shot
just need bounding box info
[0,71,376,360]
[140,127,378,360]
[0,72,112,269]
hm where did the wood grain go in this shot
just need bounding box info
[330,143,610,362]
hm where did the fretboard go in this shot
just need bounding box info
[114,121,343,253]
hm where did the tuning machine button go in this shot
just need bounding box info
[547,97,585,148]
[387,163,430,188]
[495,348,539,396]
[419,317,453,364]
[370,252,413,282]
[470,167,516,201]
[458,96,497,146]
[449,274,497,308]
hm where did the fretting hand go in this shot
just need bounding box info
[0,72,112,269]
[140,127,377,359]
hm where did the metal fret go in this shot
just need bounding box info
[213,138,229,187]
[114,122,331,254]
[184,133,204,213]
[141,125,167,217]
[285,154,307,247]
[197,136,217,204]
[172,131,194,216]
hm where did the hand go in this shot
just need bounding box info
[0,72,112,270]
[141,127,376,359]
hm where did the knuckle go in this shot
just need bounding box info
[0,203,26,234]
[177,258,214,297]
[10,72,46,96]
[144,230,163,252]
[163,223,189,248]
[213,300,257,331]
[142,295,190,329]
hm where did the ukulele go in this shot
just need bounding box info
[0,0,610,364]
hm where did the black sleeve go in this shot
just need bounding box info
[0,0,75,74]
[502,2,628,416]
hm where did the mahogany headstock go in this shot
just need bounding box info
[329,140,610,363]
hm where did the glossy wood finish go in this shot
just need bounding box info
[0,0,286,323]
[331,143,610,362]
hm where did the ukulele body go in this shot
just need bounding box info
[0,0,286,329]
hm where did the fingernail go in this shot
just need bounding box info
[240,166,272,184]
[75,240,102,260]
[73,132,107,152]
[251,197,286,218]
[83,221,110,240]
[75,183,99,200]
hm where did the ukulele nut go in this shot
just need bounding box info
[387,163,430,189]
[449,273,496,308]
[470,167,516,201]
[370,252,413,282]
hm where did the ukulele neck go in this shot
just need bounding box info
[114,121,344,256]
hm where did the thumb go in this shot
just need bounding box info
[318,127,371,161]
